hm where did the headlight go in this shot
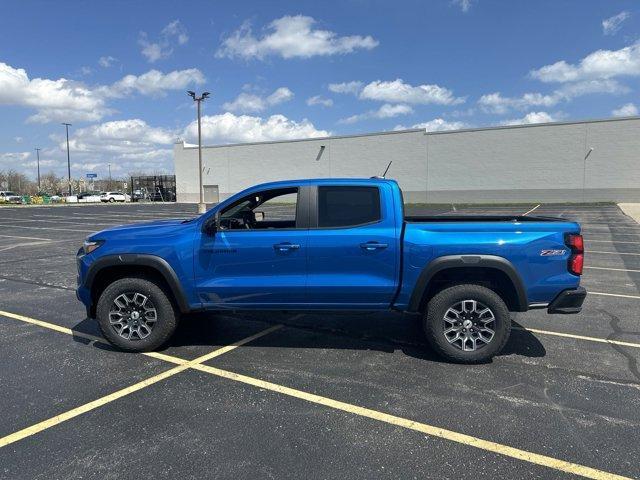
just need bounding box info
[83,239,104,254]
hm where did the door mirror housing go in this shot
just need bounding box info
[204,213,220,236]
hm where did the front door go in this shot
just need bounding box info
[195,186,309,307]
[306,184,399,308]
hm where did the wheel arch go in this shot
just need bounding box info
[407,255,528,313]
[85,254,191,318]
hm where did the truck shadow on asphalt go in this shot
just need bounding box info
[171,311,546,364]
[72,311,545,364]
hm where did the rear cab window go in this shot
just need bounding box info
[317,186,381,228]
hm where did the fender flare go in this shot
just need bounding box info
[407,254,528,313]
[84,254,191,314]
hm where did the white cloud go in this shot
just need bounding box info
[360,79,465,105]
[602,11,630,35]
[328,81,363,95]
[54,119,176,175]
[222,87,294,113]
[612,103,638,117]
[162,20,189,45]
[394,119,467,132]
[139,19,189,62]
[478,92,556,114]
[0,62,205,123]
[530,42,640,83]
[14,137,23,143]
[501,111,556,126]
[98,56,117,68]
[340,103,413,124]
[0,151,30,162]
[69,119,174,150]
[103,68,205,97]
[478,79,626,114]
[411,118,468,132]
[0,62,111,123]
[216,15,378,60]
[306,95,333,107]
[451,0,474,13]
[183,112,329,144]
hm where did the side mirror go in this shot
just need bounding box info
[254,210,265,222]
[204,213,220,236]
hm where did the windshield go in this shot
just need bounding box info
[4,192,17,196]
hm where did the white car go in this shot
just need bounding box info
[100,191,130,203]
[0,191,21,204]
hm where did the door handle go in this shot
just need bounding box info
[273,242,301,251]
[360,242,388,251]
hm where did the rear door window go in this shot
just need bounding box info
[317,186,381,228]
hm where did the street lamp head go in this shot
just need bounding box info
[202,92,210,99]
[187,91,196,99]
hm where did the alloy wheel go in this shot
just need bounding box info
[108,292,158,340]
[443,299,495,351]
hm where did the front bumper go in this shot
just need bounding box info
[548,287,587,314]
[76,249,93,317]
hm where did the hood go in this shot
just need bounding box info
[89,217,196,240]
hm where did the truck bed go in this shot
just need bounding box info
[404,215,565,223]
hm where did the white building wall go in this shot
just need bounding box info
[174,117,640,204]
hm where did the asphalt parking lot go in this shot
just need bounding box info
[0,202,639,479]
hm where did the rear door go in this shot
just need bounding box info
[306,183,399,308]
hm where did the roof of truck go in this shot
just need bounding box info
[247,177,398,189]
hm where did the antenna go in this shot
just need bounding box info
[382,161,392,178]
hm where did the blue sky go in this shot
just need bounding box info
[1,0,639,179]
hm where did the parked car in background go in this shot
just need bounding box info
[132,189,147,202]
[0,191,22,204]
[100,191,130,203]
[77,191,103,203]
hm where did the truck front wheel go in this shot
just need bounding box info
[96,277,178,352]
[423,284,511,363]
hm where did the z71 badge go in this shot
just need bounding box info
[540,249,566,256]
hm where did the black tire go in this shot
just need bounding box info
[423,284,510,364]
[108,197,115,203]
[96,277,178,352]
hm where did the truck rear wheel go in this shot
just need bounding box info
[423,284,510,363]
[96,277,177,352]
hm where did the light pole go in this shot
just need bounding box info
[187,90,210,214]
[62,123,72,195]
[108,163,112,190]
[35,148,41,192]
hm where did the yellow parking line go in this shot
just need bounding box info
[588,250,640,256]
[192,364,631,480]
[0,310,186,365]
[0,310,101,343]
[590,291,640,300]
[0,311,281,448]
[523,204,541,216]
[0,363,190,448]
[0,311,635,478]
[587,239,640,245]
[512,326,640,349]
[585,266,640,273]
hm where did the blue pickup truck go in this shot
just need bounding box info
[76,178,586,363]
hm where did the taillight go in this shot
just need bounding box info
[569,253,584,275]
[566,233,584,275]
